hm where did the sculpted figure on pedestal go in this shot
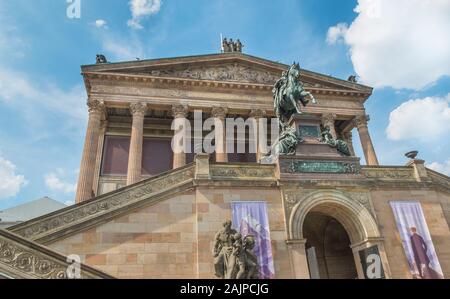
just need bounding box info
[273,62,317,131]
[213,221,260,279]
[320,126,351,156]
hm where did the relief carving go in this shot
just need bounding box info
[145,64,283,85]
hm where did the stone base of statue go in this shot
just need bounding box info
[261,113,362,179]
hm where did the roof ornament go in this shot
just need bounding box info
[221,37,244,53]
[405,151,419,160]
[96,54,108,64]
[348,75,357,83]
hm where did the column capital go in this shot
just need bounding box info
[353,114,371,128]
[321,113,337,125]
[211,106,228,119]
[172,104,189,119]
[249,109,267,119]
[343,131,353,139]
[130,102,148,116]
[87,99,106,114]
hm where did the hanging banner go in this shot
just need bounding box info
[231,202,275,279]
[390,201,444,279]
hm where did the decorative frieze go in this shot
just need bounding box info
[0,231,109,279]
[210,165,275,179]
[145,64,282,85]
[362,167,414,180]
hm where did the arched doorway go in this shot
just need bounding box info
[303,212,358,279]
[288,190,390,279]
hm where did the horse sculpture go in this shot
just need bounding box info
[273,62,317,130]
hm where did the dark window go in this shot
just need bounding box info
[101,136,130,175]
[142,138,173,176]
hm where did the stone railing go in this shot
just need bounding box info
[0,230,113,279]
[9,164,196,244]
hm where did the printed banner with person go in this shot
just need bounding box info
[231,202,275,279]
[390,201,444,279]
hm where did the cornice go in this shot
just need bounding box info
[83,71,372,99]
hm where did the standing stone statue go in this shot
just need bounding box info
[96,54,108,64]
[222,38,231,53]
[213,221,260,279]
[213,220,237,278]
[235,39,243,52]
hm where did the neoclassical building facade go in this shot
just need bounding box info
[1,52,449,279]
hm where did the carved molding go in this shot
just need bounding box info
[171,104,189,119]
[321,113,337,126]
[362,167,414,180]
[249,109,267,119]
[129,102,148,116]
[145,63,282,85]
[10,166,195,241]
[0,231,109,279]
[210,106,228,119]
[87,99,106,114]
[353,114,370,128]
[210,165,275,179]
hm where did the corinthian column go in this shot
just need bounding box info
[250,109,267,161]
[353,114,379,166]
[211,107,228,163]
[322,113,337,140]
[126,102,148,185]
[172,104,189,169]
[75,99,106,203]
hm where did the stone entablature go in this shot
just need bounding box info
[0,230,112,279]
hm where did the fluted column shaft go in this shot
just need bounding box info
[172,104,189,169]
[322,113,337,140]
[212,107,228,163]
[354,115,379,166]
[127,102,147,185]
[75,99,105,203]
[250,109,267,162]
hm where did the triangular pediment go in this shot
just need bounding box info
[82,53,372,93]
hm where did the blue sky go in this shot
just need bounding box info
[0,0,449,209]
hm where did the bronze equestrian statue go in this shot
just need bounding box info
[273,62,317,130]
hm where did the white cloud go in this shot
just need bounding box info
[386,93,450,141]
[0,156,28,200]
[0,68,86,122]
[428,159,450,176]
[44,171,77,195]
[327,0,450,89]
[94,19,108,29]
[326,23,348,45]
[127,0,162,29]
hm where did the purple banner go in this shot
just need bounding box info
[390,201,444,279]
[231,202,275,279]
